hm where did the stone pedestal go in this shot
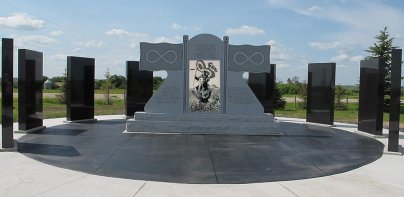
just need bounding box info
[126,112,280,135]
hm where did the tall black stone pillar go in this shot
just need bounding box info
[18,49,45,132]
[248,64,275,114]
[66,56,95,122]
[125,61,153,117]
[306,63,336,125]
[2,38,14,148]
[388,49,402,152]
[358,58,385,135]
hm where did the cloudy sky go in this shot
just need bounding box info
[0,0,403,85]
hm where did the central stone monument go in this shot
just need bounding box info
[126,34,280,135]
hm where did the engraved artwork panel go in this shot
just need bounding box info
[188,60,220,112]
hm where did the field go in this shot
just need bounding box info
[1,97,404,128]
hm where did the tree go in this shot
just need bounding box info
[365,27,397,111]
[55,69,67,104]
[110,74,126,89]
[153,76,164,91]
[297,80,307,109]
[273,83,286,110]
[101,68,113,105]
[335,85,348,110]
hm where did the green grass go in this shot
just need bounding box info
[276,102,404,124]
[1,98,404,126]
[0,98,124,122]
[10,88,126,94]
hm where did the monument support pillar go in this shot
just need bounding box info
[2,38,14,148]
[388,49,402,152]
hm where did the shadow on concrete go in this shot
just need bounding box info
[17,119,384,184]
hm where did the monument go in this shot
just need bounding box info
[388,49,402,152]
[126,34,280,135]
[125,61,153,118]
[17,49,45,133]
[358,58,384,135]
[248,64,276,114]
[306,63,336,125]
[2,38,14,148]
[66,56,96,122]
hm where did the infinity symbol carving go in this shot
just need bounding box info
[145,50,178,64]
[233,52,265,66]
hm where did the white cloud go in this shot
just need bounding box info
[51,54,67,61]
[50,30,63,36]
[154,36,176,43]
[0,13,44,30]
[225,25,265,36]
[171,23,187,30]
[77,40,105,48]
[309,41,341,50]
[13,35,55,47]
[331,53,363,62]
[308,5,322,12]
[105,28,130,37]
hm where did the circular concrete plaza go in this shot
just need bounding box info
[16,116,384,184]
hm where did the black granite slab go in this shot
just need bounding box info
[18,49,43,131]
[358,58,385,135]
[125,61,153,117]
[66,56,95,121]
[2,38,14,148]
[388,49,402,152]
[17,119,383,184]
[248,64,276,114]
[306,63,336,125]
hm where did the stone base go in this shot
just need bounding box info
[63,119,97,123]
[15,126,46,134]
[0,140,17,152]
[125,112,282,135]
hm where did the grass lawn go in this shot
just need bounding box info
[0,98,124,122]
[11,88,126,94]
[276,102,404,124]
[1,98,403,126]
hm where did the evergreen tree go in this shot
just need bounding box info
[365,27,397,111]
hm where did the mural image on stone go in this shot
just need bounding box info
[189,60,220,112]
[126,34,279,135]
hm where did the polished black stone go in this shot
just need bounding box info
[306,63,336,125]
[125,61,153,117]
[388,49,402,152]
[248,64,275,114]
[18,49,43,131]
[2,38,14,148]
[358,58,385,135]
[17,120,383,184]
[66,56,95,121]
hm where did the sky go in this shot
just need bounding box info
[0,0,403,85]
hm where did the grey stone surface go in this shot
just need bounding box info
[126,113,278,135]
[228,44,270,72]
[130,34,272,134]
[144,70,184,113]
